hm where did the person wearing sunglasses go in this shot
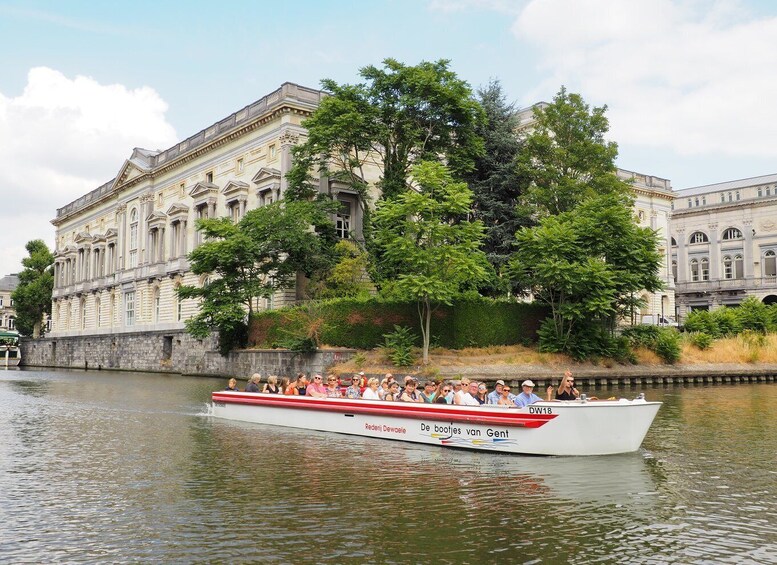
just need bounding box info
[306,374,327,398]
[547,370,580,401]
[435,383,452,404]
[497,385,515,406]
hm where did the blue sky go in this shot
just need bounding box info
[2,0,777,275]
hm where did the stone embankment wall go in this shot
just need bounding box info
[20,331,355,378]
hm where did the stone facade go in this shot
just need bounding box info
[0,274,18,331]
[21,330,355,377]
[670,173,777,316]
[50,83,380,339]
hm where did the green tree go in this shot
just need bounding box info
[177,200,335,354]
[371,161,489,363]
[287,58,485,202]
[516,86,626,218]
[307,239,373,299]
[11,239,54,337]
[465,80,528,294]
[510,193,663,359]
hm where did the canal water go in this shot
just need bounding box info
[1,369,775,564]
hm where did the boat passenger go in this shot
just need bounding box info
[284,376,299,395]
[419,381,437,403]
[296,373,307,396]
[385,373,395,385]
[362,378,381,400]
[279,376,291,394]
[461,382,481,406]
[325,375,342,398]
[245,374,262,393]
[514,380,543,408]
[225,378,240,392]
[435,383,452,404]
[453,378,470,405]
[446,381,460,404]
[476,383,488,405]
[378,378,390,400]
[384,381,401,401]
[263,375,281,394]
[487,380,513,404]
[306,374,327,398]
[548,370,580,401]
[399,378,424,402]
[497,386,514,406]
[345,378,361,399]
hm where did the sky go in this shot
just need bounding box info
[2,0,777,276]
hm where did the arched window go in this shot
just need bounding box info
[80,298,87,329]
[689,232,709,244]
[129,208,138,268]
[723,256,733,279]
[690,258,699,282]
[734,254,743,279]
[671,237,677,247]
[701,258,709,281]
[765,250,777,278]
[153,288,161,323]
[722,227,742,240]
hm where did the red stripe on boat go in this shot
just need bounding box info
[211,392,556,428]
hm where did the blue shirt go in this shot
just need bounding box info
[487,389,515,404]
[514,391,542,408]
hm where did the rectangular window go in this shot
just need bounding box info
[205,171,213,183]
[125,291,135,326]
[336,201,352,239]
[758,187,763,197]
[269,144,276,159]
[237,158,244,173]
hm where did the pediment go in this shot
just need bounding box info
[166,203,190,217]
[146,210,168,223]
[104,228,118,239]
[63,245,77,254]
[222,180,249,197]
[91,233,106,244]
[112,159,148,189]
[252,167,281,184]
[188,181,220,199]
[74,232,93,244]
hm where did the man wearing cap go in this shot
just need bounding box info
[513,380,543,408]
[487,380,514,404]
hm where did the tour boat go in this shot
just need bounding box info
[0,330,21,368]
[210,391,661,456]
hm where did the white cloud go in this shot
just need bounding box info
[510,0,777,158]
[0,67,177,276]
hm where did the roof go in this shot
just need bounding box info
[0,274,19,292]
[675,172,777,197]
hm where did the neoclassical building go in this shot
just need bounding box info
[670,173,777,316]
[50,83,376,337]
[0,274,19,331]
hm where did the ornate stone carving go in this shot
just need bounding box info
[760,219,776,232]
[278,130,299,147]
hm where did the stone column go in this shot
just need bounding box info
[743,220,754,278]
[676,229,687,283]
[279,129,298,197]
[709,223,719,280]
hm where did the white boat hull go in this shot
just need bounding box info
[211,393,661,456]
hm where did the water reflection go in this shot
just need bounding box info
[1,369,775,563]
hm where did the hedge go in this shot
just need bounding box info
[248,297,549,350]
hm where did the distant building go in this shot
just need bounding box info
[49,83,380,338]
[0,274,19,331]
[670,173,777,316]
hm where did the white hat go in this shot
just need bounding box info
[521,380,536,387]
[495,379,505,386]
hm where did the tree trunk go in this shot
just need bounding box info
[32,322,41,339]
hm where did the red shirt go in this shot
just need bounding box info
[306,382,327,397]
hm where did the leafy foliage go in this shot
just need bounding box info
[178,200,335,354]
[688,332,713,350]
[306,239,372,299]
[371,161,490,362]
[11,240,54,337]
[287,58,485,202]
[383,325,416,367]
[655,329,682,364]
[516,86,627,218]
[510,192,662,359]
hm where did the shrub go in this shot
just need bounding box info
[736,297,771,334]
[684,310,718,337]
[655,328,681,364]
[622,325,661,349]
[710,307,742,337]
[688,331,713,350]
[383,325,416,367]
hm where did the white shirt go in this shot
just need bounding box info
[363,387,380,400]
[461,392,480,406]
